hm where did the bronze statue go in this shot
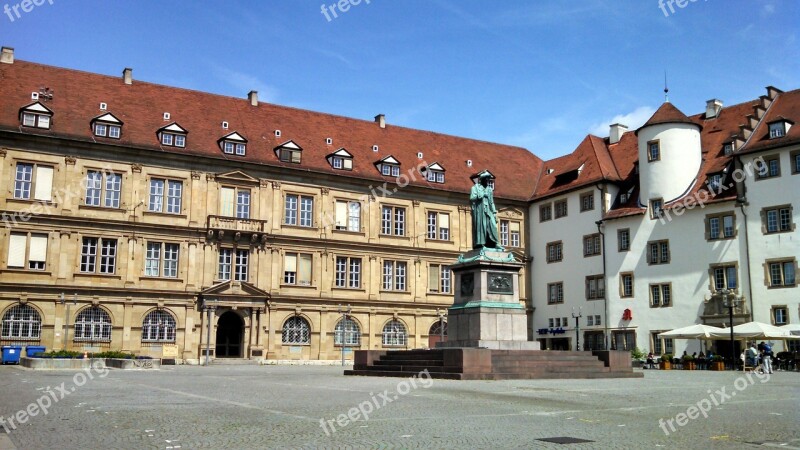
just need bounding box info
[470,173,501,249]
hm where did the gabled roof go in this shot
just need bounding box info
[0,60,541,201]
[158,122,187,134]
[92,112,122,124]
[20,101,52,114]
[219,131,247,142]
[738,90,800,155]
[636,102,701,134]
[532,135,621,200]
[377,155,400,165]
[329,148,352,158]
[427,162,445,171]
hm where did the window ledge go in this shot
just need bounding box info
[379,234,410,240]
[332,229,366,237]
[139,276,184,283]
[74,273,122,280]
[332,287,366,292]
[142,211,187,219]
[424,238,454,244]
[6,198,57,207]
[427,292,454,297]
[0,269,51,276]
[767,285,798,290]
[78,205,125,212]
[280,284,317,289]
[281,343,310,346]
[379,290,410,294]
[282,224,317,231]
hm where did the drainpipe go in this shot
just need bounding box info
[596,183,609,350]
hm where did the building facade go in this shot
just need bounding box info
[0,46,798,362]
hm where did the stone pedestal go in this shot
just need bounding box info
[438,248,539,350]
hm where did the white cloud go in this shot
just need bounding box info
[589,106,656,137]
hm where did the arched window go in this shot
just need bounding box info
[382,320,407,347]
[1,305,41,340]
[429,320,447,337]
[74,307,112,342]
[282,316,310,344]
[142,310,176,343]
[334,317,360,346]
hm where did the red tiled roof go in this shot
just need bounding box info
[636,101,701,134]
[738,89,800,155]
[0,60,543,201]
[531,135,621,200]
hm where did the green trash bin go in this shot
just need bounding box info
[1,346,22,364]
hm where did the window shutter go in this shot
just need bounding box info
[8,233,27,267]
[428,265,439,292]
[510,221,520,233]
[220,187,234,216]
[439,213,449,228]
[335,201,347,228]
[284,254,297,272]
[29,234,48,263]
[298,254,312,285]
[34,166,53,201]
[343,159,352,170]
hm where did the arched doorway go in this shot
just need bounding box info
[215,311,244,358]
[428,320,447,348]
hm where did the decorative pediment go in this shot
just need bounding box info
[427,162,445,172]
[470,169,496,182]
[498,207,524,218]
[330,148,352,158]
[20,101,52,114]
[92,112,122,124]
[378,155,400,165]
[216,170,259,185]
[275,140,302,150]
[220,131,247,142]
[158,122,187,134]
[200,281,270,309]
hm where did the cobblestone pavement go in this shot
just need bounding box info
[0,364,798,449]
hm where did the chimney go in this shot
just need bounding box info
[0,47,14,64]
[248,90,258,106]
[609,123,627,144]
[705,99,723,119]
[375,114,386,129]
[122,68,132,85]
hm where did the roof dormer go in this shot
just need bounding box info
[218,131,247,156]
[470,170,496,189]
[275,140,302,164]
[157,122,187,148]
[91,112,123,139]
[327,148,353,170]
[375,155,401,177]
[423,162,446,183]
[19,102,53,129]
[768,117,793,139]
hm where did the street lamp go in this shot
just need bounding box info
[436,308,446,345]
[338,304,351,367]
[572,307,583,351]
[718,289,741,370]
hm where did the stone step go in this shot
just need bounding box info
[492,360,606,369]
[382,353,445,361]
[492,355,604,362]
[344,370,643,380]
[211,358,260,365]
[374,359,445,367]
[355,365,455,373]
[344,369,464,380]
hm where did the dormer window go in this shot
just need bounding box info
[723,142,735,155]
[424,163,445,183]
[707,173,722,192]
[768,119,792,139]
[19,102,53,129]
[327,148,353,170]
[218,132,247,156]
[157,123,187,148]
[647,140,660,162]
[275,140,302,164]
[91,113,122,139]
[470,170,495,189]
[376,156,401,177]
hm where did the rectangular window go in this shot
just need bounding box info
[647,140,660,162]
[149,179,183,214]
[21,112,51,129]
[647,240,670,265]
[85,171,122,208]
[427,211,450,240]
[763,206,793,234]
[650,284,671,307]
[618,229,630,252]
[712,264,738,290]
[620,273,634,298]
[554,200,568,219]
[583,234,601,257]
[218,249,231,280]
[723,142,734,155]
[108,125,121,139]
[285,194,314,227]
[756,156,781,179]
[650,199,664,219]
[580,192,594,212]
[161,133,186,148]
[426,170,445,183]
[546,241,563,263]
[145,242,179,278]
[613,331,636,351]
[706,213,735,240]
[768,260,796,288]
[279,148,302,164]
[547,282,564,304]
[14,163,53,201]
[80,237,116,274]
[335,256,362,289]
[335,200,361,232]
[381,206,406,236]
[381,164,400,177]
[500,220,521,248]
[234,249,249,282]
[284,253,312,286]
[585,275,605,300]
[382,260,407,291]
[769,122,786,139]
[540,204,552,222]
[428,264,452,294]
[793,151,800,174]
[7,233,48,270]
[772,307,788,325]
[236,189,251,219]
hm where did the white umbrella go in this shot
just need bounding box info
[658,324,726,339]
[709,321,798,340]
[779,324,800,336]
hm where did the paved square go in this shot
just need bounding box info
[0,365,798,449]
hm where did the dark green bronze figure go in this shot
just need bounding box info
[470,173,501,249]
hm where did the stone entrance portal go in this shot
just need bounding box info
[215,311,243,358]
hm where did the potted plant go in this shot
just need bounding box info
[682,354,696,370]
[659,354,673,370]
[630,347,646,368]
[710,355,725,371]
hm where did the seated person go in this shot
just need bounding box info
[646,352,655,369]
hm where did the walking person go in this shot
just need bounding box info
[760,341,774,374]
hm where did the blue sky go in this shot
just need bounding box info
[1,0,798,160]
